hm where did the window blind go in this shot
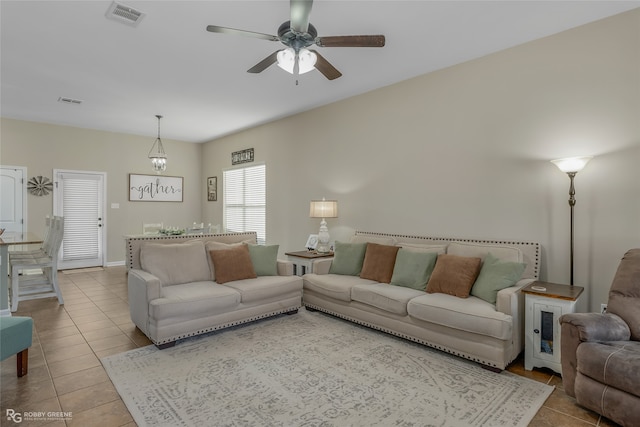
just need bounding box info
[60,174,100,261]
[223,164,266,244]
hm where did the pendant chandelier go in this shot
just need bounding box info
[148,114,167,174]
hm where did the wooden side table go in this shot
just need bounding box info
[522,281,584,374]
[285,251,334,276]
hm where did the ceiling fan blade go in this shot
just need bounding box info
[206,25,279,42]
[316,35,385,48]
[290,0,313,33]
[247,51,280,74]
[310,50,342,80]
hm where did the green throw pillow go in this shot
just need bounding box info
[329,241,367,276]
[390,249,438,291]
[247,244,279,276]
[471,252,526,304]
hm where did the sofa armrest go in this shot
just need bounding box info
[277,260,294,276]
[127,269,162,335]
[496,278,534,358]
[312,258,333,275]
[560,312,631,342]
[559,312,631,397]
[496,278,533,316]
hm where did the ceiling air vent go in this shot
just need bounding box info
[58,97,83,105]
[105,2,145,27]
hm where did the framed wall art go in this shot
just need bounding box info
[129,174,183,202]
[231,148,254,165]
[207,176,217,201]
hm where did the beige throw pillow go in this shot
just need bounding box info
[426,254,482,298]
[140,240,210,286]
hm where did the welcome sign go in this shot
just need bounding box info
[129,174,183,202]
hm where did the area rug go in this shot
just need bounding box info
[102,308,553,427]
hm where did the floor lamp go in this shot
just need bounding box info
[551,156,592,286]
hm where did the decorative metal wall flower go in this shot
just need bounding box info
[27,176,54,196]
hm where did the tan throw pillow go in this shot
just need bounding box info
[209,245,257,284]
[360,243,400,283]
[204,240,252,280]
[426,254,482,298]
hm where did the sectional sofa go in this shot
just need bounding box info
[303,231,540,370]
[126,230,539,371]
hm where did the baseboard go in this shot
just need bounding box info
[0,309,12,317]
[106,260,126,267]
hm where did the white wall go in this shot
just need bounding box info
[202,9,640,312]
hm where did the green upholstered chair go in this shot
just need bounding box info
[0,316,33,377]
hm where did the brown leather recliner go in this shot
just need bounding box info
[560,249,640,427]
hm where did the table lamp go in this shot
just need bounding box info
[309,198,338,253]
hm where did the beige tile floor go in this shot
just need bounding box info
[1,266,620,427]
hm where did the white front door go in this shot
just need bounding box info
[0,166,26,233]
[53,170,106,270]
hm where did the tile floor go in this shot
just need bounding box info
[1,266,620,427]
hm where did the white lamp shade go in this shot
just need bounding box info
[277,48,316,75]
[551,156,593,173]
[297,49,317,74]
[310,199,338,218]
[277,48,295,74]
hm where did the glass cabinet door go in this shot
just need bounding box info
[532,302,563,363]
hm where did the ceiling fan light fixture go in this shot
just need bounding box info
[298,48,317,74]
[277,48,296,74]
[207,0,385,80]
[277,48,316,75]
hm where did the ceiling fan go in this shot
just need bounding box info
[206,0,385,80]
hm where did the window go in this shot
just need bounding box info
[223,164,266,244]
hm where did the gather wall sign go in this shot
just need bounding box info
[129,174,183,202]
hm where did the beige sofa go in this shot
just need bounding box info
[303,231,540,370]
[127,232,303,348]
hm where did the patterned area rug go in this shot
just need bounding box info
[102,308,553,427]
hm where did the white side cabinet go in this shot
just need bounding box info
[284,251,334,277]
[523,282,584,374]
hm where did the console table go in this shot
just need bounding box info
[285,251,334,276]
